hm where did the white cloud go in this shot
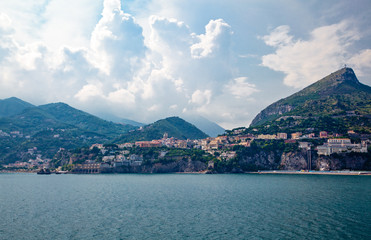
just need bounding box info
[191,19,232,59]
[74,83,105,102]
[348,49,371,77]
[190,89,212,105]
[0,0,257,128]
[90,0,146,79]
[39,0,102,50]
[0,13,13,34]
[225,77,258,99]
[107,88,136,105]
[261,21,369,88]
[261,25,292,47]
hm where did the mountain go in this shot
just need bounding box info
[95,113,145,127]
[0,97,34,117]
[182,114,225,137]
[38,103,136,136]
[251,68,371,127]
[113,116,209,143]
[0,98,137,164]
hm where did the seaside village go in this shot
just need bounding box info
[3,128,369,173]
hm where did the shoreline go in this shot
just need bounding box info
[251,170,371,176]
[2,169,371,175]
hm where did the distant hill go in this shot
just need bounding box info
[251,68,371,129]
[0,98,136,164]
[96,113,145,127]
[0,97,34,117]
[38,103,135,136]
[113,116,209,143]
[182,114,225,137]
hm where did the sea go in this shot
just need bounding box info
[0,173,370,240]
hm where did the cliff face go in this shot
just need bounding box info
[111,159,207,173]
[280,152,308,170]
[250,104,293,127]
[315,155,370,171]
[234,150,370,172]
[238,151,281,170]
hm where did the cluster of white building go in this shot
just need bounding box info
[316,139,368,156]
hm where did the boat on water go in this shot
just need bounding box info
[37,168,51,175]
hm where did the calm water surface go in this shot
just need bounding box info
[0,173,370,239]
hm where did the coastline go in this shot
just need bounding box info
[252,170,371,176]
[2,169,371,175]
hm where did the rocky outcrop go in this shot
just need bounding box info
[280,152,308,170]
[315,154,370,171]
[250,103,293,126]
[239,151,282,170]
[113,159,207,173]
[235,150,370,172]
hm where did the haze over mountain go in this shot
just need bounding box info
[251,68,371,127]
[1,1,371,129]
[181,114,225,138]
[95,113,145,127]
[98,112,224,138]
[113,117,209,143]
[0,98,210,164]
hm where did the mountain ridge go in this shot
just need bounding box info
[250,68,371,127]
[113,116,209,143]
[0,97,35,117]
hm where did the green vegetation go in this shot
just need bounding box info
[243,115,371,136]
[50,145,215,169]
[0,97,35,117]
[250,68,371,133]
[39,103,135,137]
[113,116,209,143]
[0,98,137,164]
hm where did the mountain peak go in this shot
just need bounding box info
[0,97,34,117]
[322,67,359,85]
[250,68,371,126]
[113,116,208,143]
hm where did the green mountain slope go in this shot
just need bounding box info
[251,68,371,127]
[113,116,209,143]
[0,97,34,117]
[0,98,137,164]
[38,103,135,137]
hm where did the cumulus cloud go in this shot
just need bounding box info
[0,13,13,34]
[90,0,146,79]
[191,19,232,59]
[224,77,258,99]
[348,49,371,77]
[261,21,370,88]
[190,89,212,105]
[75,84,104,102]
[0,0,259,128]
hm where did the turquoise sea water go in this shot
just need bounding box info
[0,173,370,240]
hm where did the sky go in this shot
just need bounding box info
[0,0,370,129]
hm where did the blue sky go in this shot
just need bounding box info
[0,0,370,129]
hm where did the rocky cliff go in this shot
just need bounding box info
[221,150,371,172]
[107,159,207,173]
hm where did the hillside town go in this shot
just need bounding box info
[2,128,369,173]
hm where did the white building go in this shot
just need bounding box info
[317,138,367,156]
